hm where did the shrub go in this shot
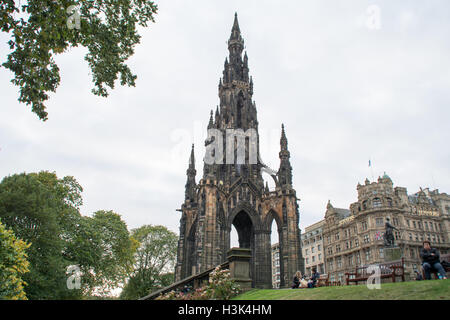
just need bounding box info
[156,267,241,300]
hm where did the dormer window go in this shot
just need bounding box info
[362,201,368,210]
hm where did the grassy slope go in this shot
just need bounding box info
[233,279,450,300]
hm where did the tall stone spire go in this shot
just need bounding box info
[185,144,197,202]
[175,14,303,289]
[228,12,244,63]
[278,124,292,187]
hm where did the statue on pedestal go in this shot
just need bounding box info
[383,217,398,247]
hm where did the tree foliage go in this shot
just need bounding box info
[0,171,136,299]
[0,0,158,120]
[0,219,31,300]
[66,210,138,296]
[120,225,177,300]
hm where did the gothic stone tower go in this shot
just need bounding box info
[175,14,304,288]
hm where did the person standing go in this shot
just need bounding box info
[420,241,447,280]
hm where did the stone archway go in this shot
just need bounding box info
[230,209,255,287]
[227,203,262,288]
[264,209,285,288]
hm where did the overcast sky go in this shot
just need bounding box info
[1,1,449,245]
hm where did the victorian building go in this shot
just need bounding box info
[321,174,450,283]
[301,220,325,275]
[174,14,304,288]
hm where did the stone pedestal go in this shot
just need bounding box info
[227,247,252,290]
[384,247,402,262]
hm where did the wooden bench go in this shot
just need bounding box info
[421,253,450,279]
[345,258,405,285]
[317,274,330,287]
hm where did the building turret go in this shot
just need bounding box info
[185,144,197,203]
[278,124,293,187]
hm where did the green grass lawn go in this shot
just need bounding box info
[233,279,450,300]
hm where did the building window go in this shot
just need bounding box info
[363,201,368,210]
[424,221,428,230]
[355,239,359,247]
[318,245,321,251]
[305,249,309,255]
[393,218,399,226]
[362,221,368,231]
[306,258,309,264]
[337,256,342,268]
[373,198,382,208]
[356,253,361,265]
[336,244,341,253]
[376,218,383,227]
[409,233,413,241]
[387,198,393,207]
[379,248,384,259]
[335,233,340,241]
[365,249,371,261]
[312,256,316,263]
[311,247,315,253]
[364,234,370,244]
[413,221,417,229]
[318,254,322,260]
[406,220,410,227]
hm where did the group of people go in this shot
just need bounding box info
[292,240,448,288]
[292,267,320,289]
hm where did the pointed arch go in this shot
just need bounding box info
[263,209,283,231]
[227,201,262,232]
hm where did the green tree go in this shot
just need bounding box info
[0,172,77,299]
[0,171,137,299]
[0,219,31,300]
[120,225,177,300]
[66,210,138,296]
[1,0,158,121]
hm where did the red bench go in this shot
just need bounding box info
[345,258,405,285]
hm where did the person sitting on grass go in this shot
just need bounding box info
[414,270,423,281]
[300,274,308,288]
[420,240,447,280]
[292,271,301,289]
[307,267,320,288]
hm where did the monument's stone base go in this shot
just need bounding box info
[384,247,402,262]
[227,248,252,291]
